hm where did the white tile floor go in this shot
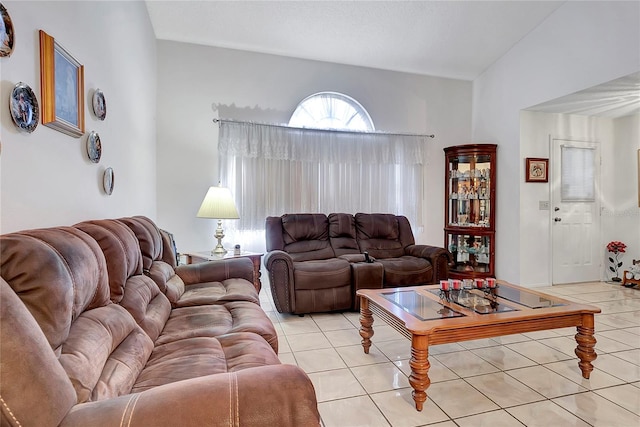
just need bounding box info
[258,281,640,427]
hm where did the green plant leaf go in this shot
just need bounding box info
[609,266,615,272]
[609,257,615,263]
[617,262,623,267]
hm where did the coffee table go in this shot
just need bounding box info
[357,281,601,411]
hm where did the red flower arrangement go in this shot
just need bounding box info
[606,241,626,254]
[607,241,627,282]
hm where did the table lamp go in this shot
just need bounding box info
[196,185,239,254]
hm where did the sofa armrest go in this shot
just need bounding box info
[61,365,320,427]
[264,250,295,313]
[405,245,453,282]
[338,253,367,263]
[175,257,254,285]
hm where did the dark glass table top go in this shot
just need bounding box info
[427,288,516,314]
[491,285,566,309]
[382,290,465,321]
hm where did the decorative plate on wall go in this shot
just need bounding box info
[103,167,114,195]
[86,131,102,163]
[0,4,15,57]
[92,89,106,121]
[10,82,39,133]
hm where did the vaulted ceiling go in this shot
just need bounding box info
[145,1,640,118]
[145,0,563,81]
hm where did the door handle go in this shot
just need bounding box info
[554,217,562,222]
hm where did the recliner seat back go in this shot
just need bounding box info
[267,213,335,261]
[355,213,415,259]
[328,213,360,256]
[0,227,154,426]
[74,219,172,342]
[118,216,186,303]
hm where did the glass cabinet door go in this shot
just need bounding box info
[447,153,492,228]
[446,233,493,275]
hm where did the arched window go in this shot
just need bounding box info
[288,92,375,131]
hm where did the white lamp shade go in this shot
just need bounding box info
[196,186,240,219]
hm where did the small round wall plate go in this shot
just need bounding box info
[10,82,39,133]
[86,131,102,163]
[0,4,15,57]
[103,167,114,195]
[92,89,106,120]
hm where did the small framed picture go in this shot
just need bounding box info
[525,158,548,183]
[10,82,39,133]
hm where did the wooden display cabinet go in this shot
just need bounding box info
[444,144,497,279]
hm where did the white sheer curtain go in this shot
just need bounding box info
[218,121,427,252]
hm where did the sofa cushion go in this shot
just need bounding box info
[293,284,352,314]
[282,213,335,261]
[0,227,110,353]
[173,278,259,307]
[62,303,154,402]
[156,301,278,352]
[118,216,177,294]
[132,333,281,393]
[75,220,172,342]
[148,259,178,295]
[173,259,260,305]
[118,215,179,280]
[117,216,166,272]
[329,213,360,256]
[0,278,77,427]
[292,258,351,290]
[74,220,144,303]
[377,256,433,286]
[355,213,405,258]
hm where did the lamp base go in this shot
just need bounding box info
[212,243,227,255]
[211,219,227,255]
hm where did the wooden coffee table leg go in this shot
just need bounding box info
[359,298,373,354]
[409,334,430,411]
[575,313,597,379]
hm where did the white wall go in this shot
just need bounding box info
[0,1,157,233]
[518,111,631,285]
[472,1,640,285]
[156,41,472,253]
[610,114,640,272]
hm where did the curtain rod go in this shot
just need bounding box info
[212,118,435,139]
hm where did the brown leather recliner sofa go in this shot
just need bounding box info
[0,216,319,427]
[265,213,452,314]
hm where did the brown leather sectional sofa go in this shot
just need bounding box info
[0,216,319,427]
[265,213,452,314]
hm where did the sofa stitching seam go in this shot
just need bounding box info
[232,372,239,426]
[0,395,22,427]
[227,374,232,426]
[122,393,141,427]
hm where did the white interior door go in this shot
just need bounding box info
[551,139,601,284]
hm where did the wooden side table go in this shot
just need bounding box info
[182,251,263,292]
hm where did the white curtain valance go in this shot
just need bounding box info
[218,121,427,165]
